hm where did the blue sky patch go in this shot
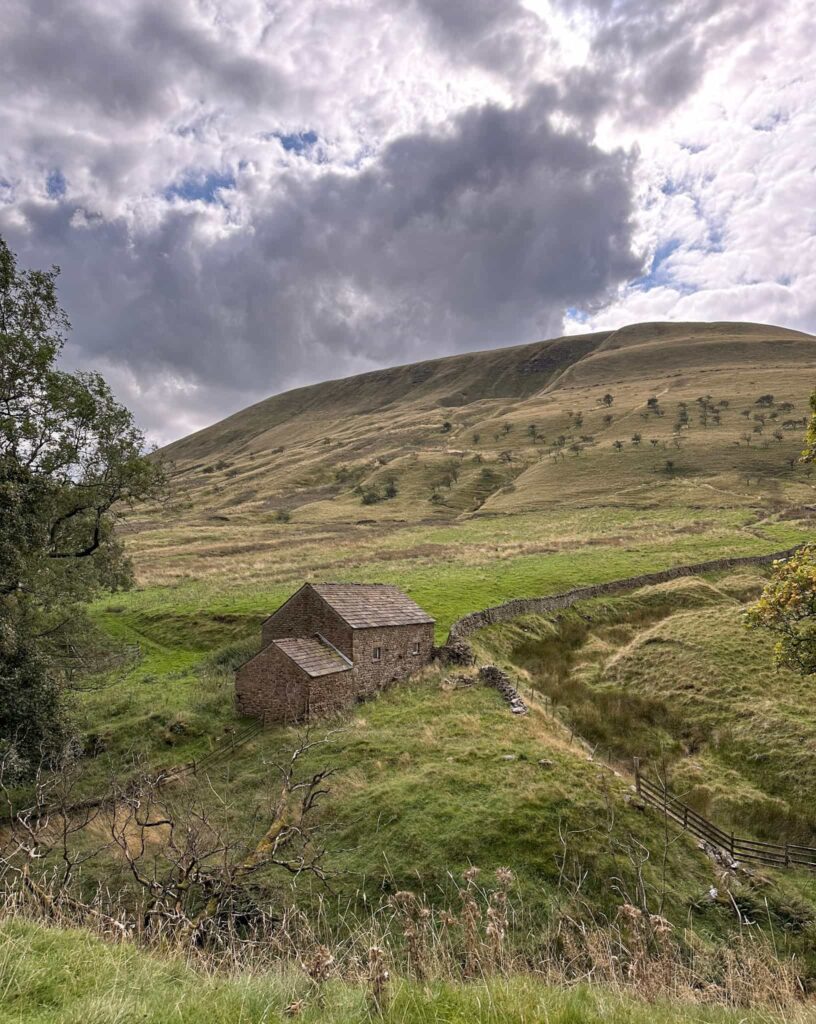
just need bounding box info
[276,129,318,154]
[164,169,235,204]
[46,169,66,198]
[633,238,683,292]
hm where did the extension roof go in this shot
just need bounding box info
[271,636,352,678]
[309,583,435,628]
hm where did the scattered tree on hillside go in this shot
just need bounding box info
[601,393,614,407]
[603,413,614,427]
[663,459,675,474]
[527,424,538,441]
[441,421,452,433]
[650,438,659,448]
[0,238,165,777]
[631,433,642,446]
[384,478,398,499]
[472,432,480,445]
[746,545,816,676]
[756,394,775,407]
[612,440,624,452]
[274,509,291,523]
[573,412,584,428]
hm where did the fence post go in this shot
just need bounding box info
[785,843,790,867]
[730,832,735,858]
[633,757,641,795]
[683,805,688,830]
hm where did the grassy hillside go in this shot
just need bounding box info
[126,320,815,587]
[6,321,816,1019]
[475,568,816,844]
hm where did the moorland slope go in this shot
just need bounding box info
[134,320,815,585]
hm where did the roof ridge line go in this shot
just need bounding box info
[314,632,354,668]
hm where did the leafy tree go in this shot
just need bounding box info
[0,238,164,775]
[601,393,614,407]
[747,406,816,676]
[746,546,816,675]
[440,420,452,433]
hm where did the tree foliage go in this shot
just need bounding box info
[746,546,816,676]
[802,390,816,464]
[0,237,164,774]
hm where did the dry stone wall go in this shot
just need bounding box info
[447,545,801,642]
[262,589,353,656]
[352,622,435,699]
[235,644,309,722]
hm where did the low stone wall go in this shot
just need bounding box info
[447,545,801,642]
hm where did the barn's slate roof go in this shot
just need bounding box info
[311,583,435,628]
[272,636,352,677]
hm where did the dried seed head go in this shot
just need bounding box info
[495,867,514,888]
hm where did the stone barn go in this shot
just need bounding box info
[235,583,435,723]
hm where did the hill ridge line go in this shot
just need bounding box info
[446,544,801,642]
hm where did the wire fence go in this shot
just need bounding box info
[634,759,816,870]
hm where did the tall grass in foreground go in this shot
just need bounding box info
[1,866,810,1023]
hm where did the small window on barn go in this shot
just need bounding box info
[372,646,382,662]
[411,640,420,655]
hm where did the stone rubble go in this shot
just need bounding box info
[433,639,476,666]
[478,665,529,715]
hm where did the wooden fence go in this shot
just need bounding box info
[634,759,816,870]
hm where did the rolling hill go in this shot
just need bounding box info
[159,321,814,522]
[128,320,815,585]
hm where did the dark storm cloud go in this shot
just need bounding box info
[1,0,287,122]
[3,86,641,427]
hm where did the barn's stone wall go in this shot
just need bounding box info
[447,545,801,641]
[262,588,353,657]
[351,622,435,699]
[235,644,309,722]
[308,671,363,718]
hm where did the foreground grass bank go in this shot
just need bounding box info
[1,919,811,1024]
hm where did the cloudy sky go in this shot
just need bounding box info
[2,0,814,444]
